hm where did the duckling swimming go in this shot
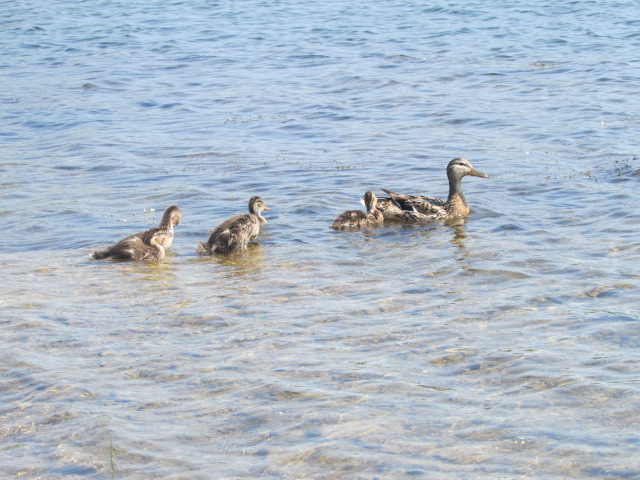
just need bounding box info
[126,205,181,249]
[331,190,384,230]
[91,228,170,261]
[378,157,488,222]
[198,196,270,254]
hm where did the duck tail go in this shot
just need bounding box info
[90,250,109,260]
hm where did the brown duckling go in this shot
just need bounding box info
[198,196,270,254]
[377,157,489,222]
[155,205,182,248]
[331,191,384,230]
[126,205,182,249]
[91,228,170,261]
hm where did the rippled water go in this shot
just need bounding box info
[2,1,640,478]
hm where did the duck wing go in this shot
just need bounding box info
[331,210,369,230]
[92,235,155,260]
[207,214,261,252]
[374,195,405,219]
[381,189,447,216]
[125,228,173,249]
[385,208,448,223]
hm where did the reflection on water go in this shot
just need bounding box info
[449,223,468,251]
[197,243,266,278]
[116,261,178,293]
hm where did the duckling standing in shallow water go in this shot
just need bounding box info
[377,157,488,222]
[331,190,384,230]
[91,228,171,261]
[198,196,270,254]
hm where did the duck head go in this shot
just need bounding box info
[447,157,489,181]
[248,196,270,223]
[362,190,378,214]
[160,205,182,229]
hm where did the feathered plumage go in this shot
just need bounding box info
[125,205,182,249]
[378,157,488,222]
[91,228,170,261]
[198,196,270,253]
[155,205,182,248]
[331,191,384,230]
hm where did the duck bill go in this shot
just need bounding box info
[469,168,489,178]
[262,205,271,211]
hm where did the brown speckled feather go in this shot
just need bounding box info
[331,191,384,230]
[378,158,488,222]
[92,228,167,261]
[199,196,269,254]
[127,205,182,249]
[202,213,261,253]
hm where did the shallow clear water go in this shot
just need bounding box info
[2,1,640,478]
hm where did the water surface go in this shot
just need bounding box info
[1,1,640,478]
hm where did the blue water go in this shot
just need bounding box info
[2,1,640,478]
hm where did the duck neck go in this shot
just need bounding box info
[159,206,180,231]
[159,212,170,230]
[447,175,468,208]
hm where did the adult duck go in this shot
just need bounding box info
[378,157,488,222]
[331,190,384,230]
[91,228,170,261]
[198,196,270,253]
